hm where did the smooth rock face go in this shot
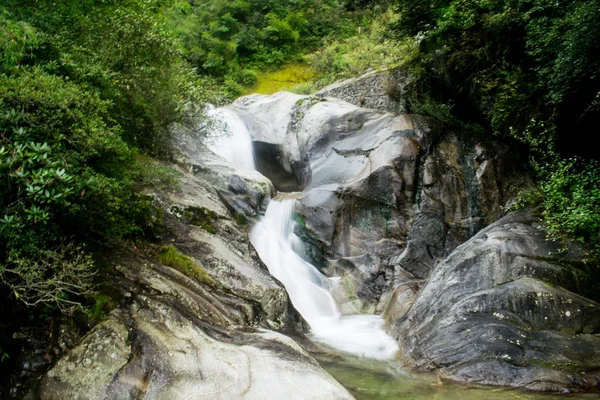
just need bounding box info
[391,210,600,391]
[41,298,353,400]
[172,119,274,221]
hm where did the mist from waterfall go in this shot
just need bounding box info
[250,194,399,360]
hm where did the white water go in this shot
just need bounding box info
[250,194,399,360]
[205,107,256,169]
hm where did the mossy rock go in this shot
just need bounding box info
[158,246,215,286]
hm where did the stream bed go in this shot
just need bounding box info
[313,351,598,400]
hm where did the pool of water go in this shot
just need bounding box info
[313,349,598,400]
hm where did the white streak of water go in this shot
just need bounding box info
[250,194,399,360]
[205,107,256,169]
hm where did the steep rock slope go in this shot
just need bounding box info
[228,91,521,315]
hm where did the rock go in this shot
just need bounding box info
[41,298,354,400]
[315,69,409,114]
[171,119,275,221]
[39,149,349,398]
[225,90,524,314]
[390,209,600,392]
[141,162,293,329]
[41,315,130,400]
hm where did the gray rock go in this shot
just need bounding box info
[39,152,349,399]
[315,69,409,114]
[41,298,354,400]
[390,210,600,392]
[226,90,523,314]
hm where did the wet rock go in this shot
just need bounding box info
[390,209,600,392]
[171,121,274,221]
[226,90,524,314]
[39,150,349,399]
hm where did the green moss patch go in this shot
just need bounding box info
[158,246,215,286]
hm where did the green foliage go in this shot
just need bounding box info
[0,348,8,363]
[85,294,116,322]
[0,1,200,313]
[301,8,412,89]
[166,0,374,93]
[540,159,600,257]
[158,246,215,285]
[0,242,96,313]
[391,0,600,258]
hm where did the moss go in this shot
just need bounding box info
[86,295,116,322]
[158,246,215,286]
[247,64,316,95]
[527,360,579,372]
[293,213,306,229]
[235,213,248,226]
[179,206,218,234]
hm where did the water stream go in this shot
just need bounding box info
[249,193,399,360]
[205,106,256,169]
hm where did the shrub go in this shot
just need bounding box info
[540,158,600,257]
[0,242,95,313]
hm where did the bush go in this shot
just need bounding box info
[0,1,200,313]
[540,158,600,257]
[391,0,600,258]
[0,242,95,313]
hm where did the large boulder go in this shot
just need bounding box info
[41,297,353,400]
[389,209,600,392]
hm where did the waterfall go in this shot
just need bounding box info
[250,194,399,360]
[205,107,256,169]
[208,104,399,360]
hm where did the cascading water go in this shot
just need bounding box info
[250,193,399,360]
[208,105,398,360]
[205,106,256,169]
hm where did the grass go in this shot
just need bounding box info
[247,63,316,95]
[158,246,215,286]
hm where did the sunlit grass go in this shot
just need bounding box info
[247,64,316,95]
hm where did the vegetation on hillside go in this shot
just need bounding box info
[0,0,200,312]
[166,0,367,96]
[0,1,385,378]
[391,0,600,258]
[0,0,204,377]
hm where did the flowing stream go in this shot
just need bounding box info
[249,193,399,359]
[205,106,256,169]
[206,105,398,359]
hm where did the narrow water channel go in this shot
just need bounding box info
[249,194,398,360]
